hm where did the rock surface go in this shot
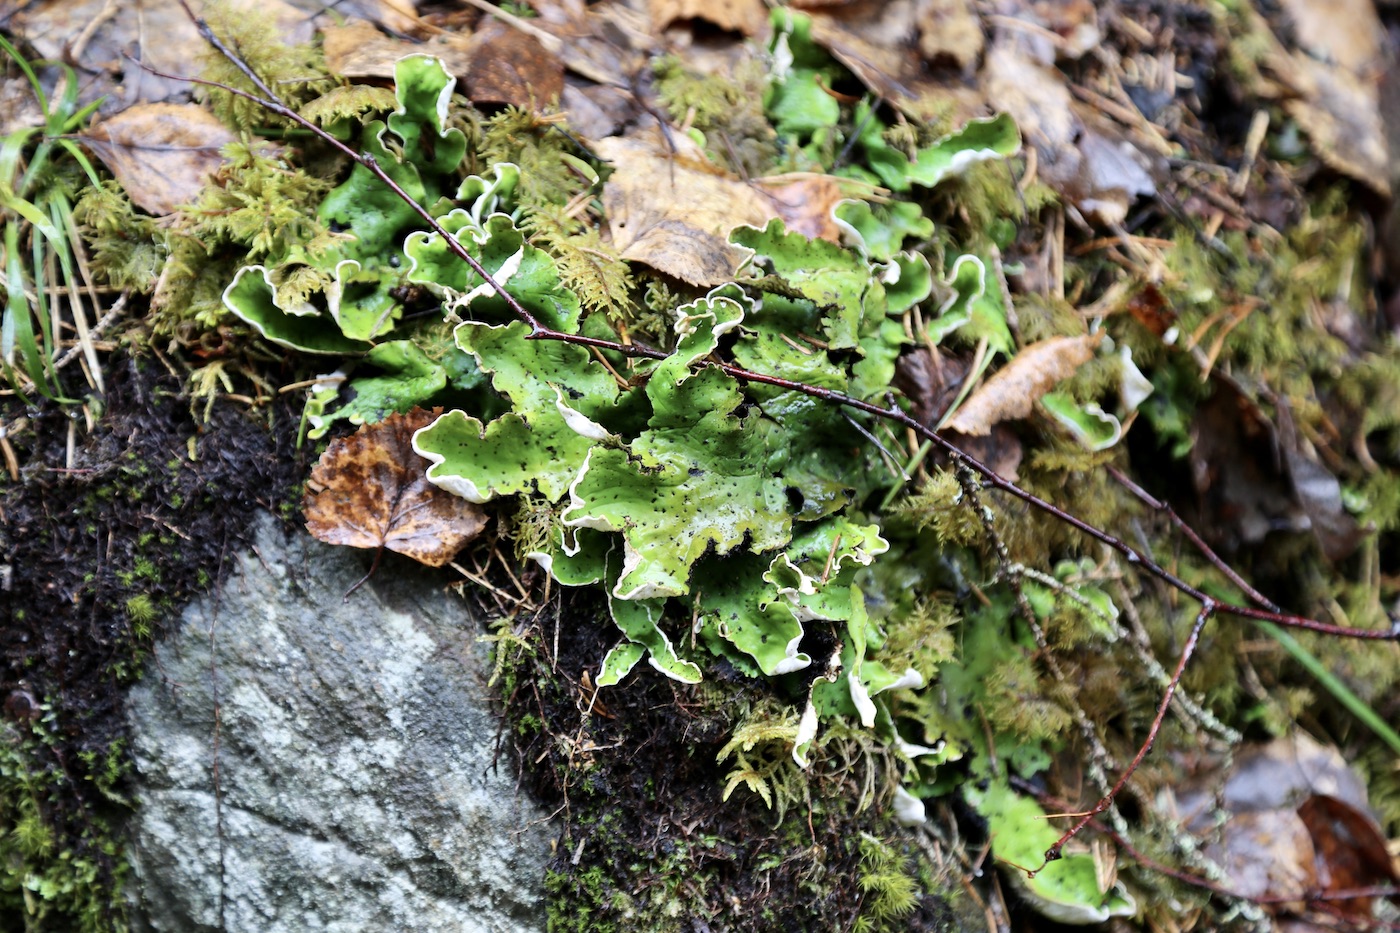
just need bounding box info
[126,515,549,932]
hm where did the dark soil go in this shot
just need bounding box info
[493,585,956,932]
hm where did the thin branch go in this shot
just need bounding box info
[1035,601,1214,869]
[1106,464,1279,612]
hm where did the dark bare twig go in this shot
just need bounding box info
[1106,464,1280,612]
[1035,601,1214,870]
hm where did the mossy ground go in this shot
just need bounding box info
[483,587,966,932]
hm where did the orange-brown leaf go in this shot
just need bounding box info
[946,334,1103,436]
[304,409,487,567]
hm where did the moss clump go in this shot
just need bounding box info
[652,56,777,177]
[0,723,128,933]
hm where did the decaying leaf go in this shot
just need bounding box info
[983,40,1155,225]
[1242,2,1389,197]
[1277,0,1380,72]
[304,408,488,567]
[322,21,473,79]
[649,0,767,37]
[946,334,1102,436]
[465,18,565,109]
[1172,734,1398,922]
[1297,794,1399,919]
[81,103,236,215]
[6,0,314,113]
[1189,378,1360,561]
[915,0,983,71]
[753,174,850,243]
[597,130,778,286]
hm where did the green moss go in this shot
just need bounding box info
[197,7,334,133]
[71,182,165,292]
[0,724,129,933]
[124,595,157,638]
[652,56,777,176]
[853,833,919,931]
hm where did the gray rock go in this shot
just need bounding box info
[126,515,549,932]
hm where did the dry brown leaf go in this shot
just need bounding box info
[1242,4,1389,197]
[1280,56,1389,197]
[560,79,638,140]
[353,0,423,36]
[649,0,767,36]
[753,174,849,244]
[7,0,312,114]
[946,334,1102,436]
[0,74,44,137]
[915,0,983,71]
[80,103,236,215]
[1277,0,1381,73]
[805,4,920,103]
[465,18,566,109]
[1172,735,1397,923]
[597,130,778,286]
[984,40,1155,225]
[1211,810,1320,903]
[304,409,488,568]
[322,22,473,79]
[795,0,985,123]
[529,0,654,89]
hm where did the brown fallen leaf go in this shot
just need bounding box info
[304,408,488,568]
[597,129,779,286]
[797,0,986,123]
[916,0,983,71]
[1188,378,1361,561]
[804,3,920,104]
[752,174,851,244]
[1242,3,1388,197]
[1124,283,1176,338]
[1276,0,1381,74]
[560,79,639,141]
[946,334,1102,436]
[1298,794,1399,919]
[7,0,313,115]
[983,40,1156,225]
[649,0,768,37]
[465,18,565,109]
[322,21,473,80]
[1210,809,1320,904]
[528,0,654,90]
[1280,57,1389,198]
[1172,735,1397,926]
[80,103,236,215]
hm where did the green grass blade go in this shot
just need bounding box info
[5,191,62,243]
[2,222,55,396]
[0,35,47,114]
[1258,620,1400,757]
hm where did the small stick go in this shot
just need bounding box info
[1106,465,1279,612]
[1035,601,1214,870]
